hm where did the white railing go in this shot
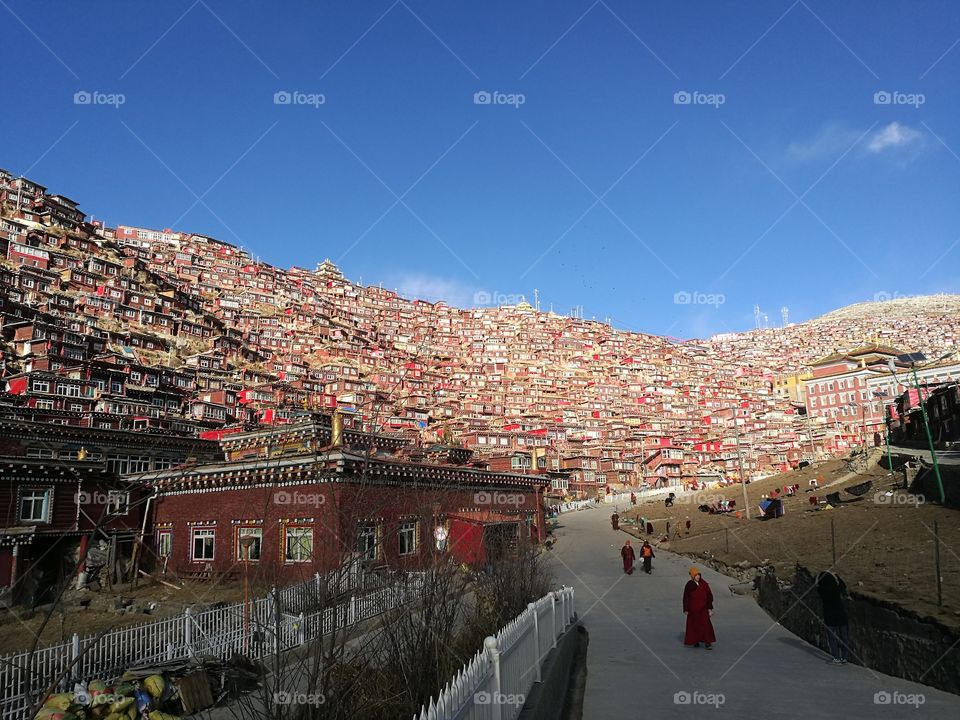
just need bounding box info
[414,586,576,720]
[0,570,426,720]
[555,500,594,513]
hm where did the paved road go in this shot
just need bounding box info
[548,506,960,719]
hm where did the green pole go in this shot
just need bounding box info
[911,366,946,505]
[885,421,892,473]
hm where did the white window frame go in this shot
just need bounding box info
[107,490,130,516]
[285,526,313,563]
[357,523,379,561]
[237,527,263,562]
[191,528,216,561]
[156,530,172,557]
[20,488,52,523]
[398,521,418,556]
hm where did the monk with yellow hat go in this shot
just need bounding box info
[683,567,716,648]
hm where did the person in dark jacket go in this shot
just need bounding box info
[621,540,636,575]
[611,512,620,531]
[815,570,849,664]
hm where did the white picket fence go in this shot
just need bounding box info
[555,500,594,513]
[414,586,576,720]
[0,569,425,720]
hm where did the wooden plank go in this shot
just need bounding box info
[176,669,214,714]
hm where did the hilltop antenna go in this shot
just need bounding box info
[534,288,540,312]
[781,306,789,327]
[753,305,761,330]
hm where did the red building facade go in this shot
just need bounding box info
[142,424,548,584]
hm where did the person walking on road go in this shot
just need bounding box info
[816,570,850,664]
[683,567,716,649]
[621,539,636,575]
[611,511,620,531]
[640,539,655,574]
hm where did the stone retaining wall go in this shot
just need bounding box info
[756,564,960,695]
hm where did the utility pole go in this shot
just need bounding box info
[733,411,750,519]
[911,365,946,504]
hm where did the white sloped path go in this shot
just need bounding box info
[549,506,960,719]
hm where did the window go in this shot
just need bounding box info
[192,528,215,561]
[26,447,55,459]
[398,521,418,556]
[35,400,54,410]
[20,488,51,522]
[32,380,50,393]
[237,527,262,561]
[356,524,378,561]
[285,526,312,562]
[107,491,130,515]
[153,458,173,471]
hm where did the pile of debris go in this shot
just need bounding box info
[34,655,261,720]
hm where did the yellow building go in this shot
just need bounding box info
[773,371,812,404]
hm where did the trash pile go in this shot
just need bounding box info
[35,656,261,720]
[36,675,182,720]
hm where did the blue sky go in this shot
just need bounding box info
[3,0,959,338]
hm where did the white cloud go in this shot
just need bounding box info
[866,121,922,153]
[386,273,477,307]
[787,123,862,161]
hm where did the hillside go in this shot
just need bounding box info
[1,169,959,487]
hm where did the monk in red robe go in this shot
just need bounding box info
[621,540,636,575]
[683,567,715,648]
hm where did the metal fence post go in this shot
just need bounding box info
[484,636,503,720]
[528,603,542,682]
[70,633,81,682]
[314,571,321,600]
[349,594,357,625]
[550,592,558,648]
[297,611,306,644]
[184,608,194,658]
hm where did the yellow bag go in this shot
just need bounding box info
[109,698,134,714]
[143,675,166,699]
[148,712,182,720]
